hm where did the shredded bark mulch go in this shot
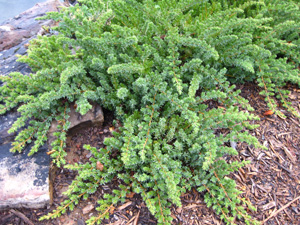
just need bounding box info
[0,82,299,225]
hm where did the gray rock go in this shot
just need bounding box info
[0,38,33,76]
[0,0,67,79]
[0,111,20,145]
[0,0,66,51]
[0,0,67,210]
[0,130,50,209]
[0,90,49,210]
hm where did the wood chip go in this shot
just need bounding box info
[272,160,292,174]
[277,200,294,221]
[125,215,136,225]
[117,201,132,211]
[256,184,269,193]
[257,152,265,160]
[263,195,300,223]
[133,210,140,225]
[184,204,202,209]
[268,141,285,163]
[261,201,276,211]
[10,209,34,225]
[282,147,296,164]
[82,204,94,214]
[109,220,124,225]
[268,138,283,149]
[277,132,292,137]
[176,207,182,213]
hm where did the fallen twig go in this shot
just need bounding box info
[133,210,140,225]
[262,195,300,224]
[125,216,136,225]
[0,213,14,224]
[10,209,34,225]
[272,159,292,174]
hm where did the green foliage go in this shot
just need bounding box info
[1,0,299,224]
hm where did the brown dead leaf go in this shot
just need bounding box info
[96,161,104,171]
[263,110,274,116]
[126,192,135,198]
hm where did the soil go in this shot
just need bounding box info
[0,82,299,225]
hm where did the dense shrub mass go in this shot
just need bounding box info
[1,0,299,224]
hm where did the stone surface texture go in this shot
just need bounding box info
[0,0,66,210]
[0,111,50,209]
[0,111,20,145]
[0,0,66,77]
[0,143,50,209]
[0,37,33,76]
[0,0,65,51]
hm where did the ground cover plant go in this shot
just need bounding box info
[0,0,299,224]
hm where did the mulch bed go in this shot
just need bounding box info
[0,82,299,225]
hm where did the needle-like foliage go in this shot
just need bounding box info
[1,0,299,224]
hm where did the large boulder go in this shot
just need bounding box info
[0,0,66,210]
[0,0,105,210]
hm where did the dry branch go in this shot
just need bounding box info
[262,195,300,224]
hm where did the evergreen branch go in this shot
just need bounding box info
[141,92,157,161]
[259,72,275,109]
[212,168,258,224]
[158,87,203,114]
[11,135,35,153]
[88,203,114,225]
[203,183,232,222]
[41,177,104,220]
[155,181,167,224]
[133,178,155,212]
[2,0,299,224]
[213,170,232,201]
[276,87,300,118]
[55,106,68,164]
[0,107,8,114]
